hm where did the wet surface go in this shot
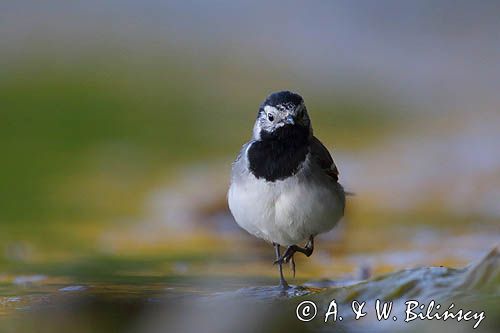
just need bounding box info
[2,242,500,332]
[0,246,498,332]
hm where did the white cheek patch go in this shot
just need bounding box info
[263,105,278,115]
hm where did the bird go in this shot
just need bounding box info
[228,91,345,289]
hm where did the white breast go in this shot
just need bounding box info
[228,154,344,246]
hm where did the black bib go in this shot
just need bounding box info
[248,125,310,182]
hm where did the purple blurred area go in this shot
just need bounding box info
[2,1,499,110]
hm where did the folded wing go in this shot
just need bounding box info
[310,136,339,182]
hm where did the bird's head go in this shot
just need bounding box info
[253,91,311,140]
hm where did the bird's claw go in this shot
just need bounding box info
[273,253,293,265]
[273,237,314,283]
[273,246,296,265]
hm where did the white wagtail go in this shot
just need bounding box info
[228,91,345,289]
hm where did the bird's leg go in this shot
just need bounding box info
[273,243,289,289]
[275,235,314,264]
[290,255,296,278]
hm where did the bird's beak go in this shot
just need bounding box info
[284,115,295,125]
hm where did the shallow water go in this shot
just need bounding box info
[0,246,498,332]
[2,244,499,332]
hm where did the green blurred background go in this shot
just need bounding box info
[0,1,499,332]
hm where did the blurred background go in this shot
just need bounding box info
[1,1,499,332]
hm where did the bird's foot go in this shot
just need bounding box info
[273,236,314,266]
[273,246,296,265]
[278,276,289,290]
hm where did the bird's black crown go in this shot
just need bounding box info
[262,91,303,108]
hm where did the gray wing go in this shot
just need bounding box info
[310,136,339,182]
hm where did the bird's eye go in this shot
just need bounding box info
[267,114,274,122]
